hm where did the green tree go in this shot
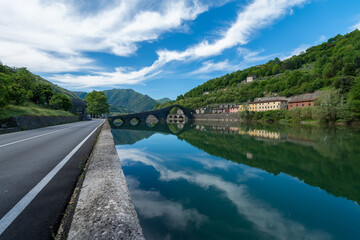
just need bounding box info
[348,77,360,119]
[272,64,280,75]
[49,93,73,111]
[0,73,11,107]
[9,83,28,105]
[85,91,109,117]
[314,88,351,122]
[31,83,54,105]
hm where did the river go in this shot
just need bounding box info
[112,121,360,240]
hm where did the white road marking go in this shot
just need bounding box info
[0,120,104,235]
[0,121,94,148]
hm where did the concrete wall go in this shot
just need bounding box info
[68,120,144,240]
[0,116,79,134]
[193,113,239,122]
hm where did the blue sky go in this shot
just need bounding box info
[0,0,360,99]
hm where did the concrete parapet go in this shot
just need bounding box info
[0,116,79,134]
[67,120,144,240]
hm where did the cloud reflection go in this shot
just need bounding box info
[118,147,332,240]
[126,176,207,229]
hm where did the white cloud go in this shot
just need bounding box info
[0,0,209,72]
[317,35,327,43]
[50,0,309,88]
[0,0,309,88]
[157,0,309,62]
[281,44,310,60]
[0,41,96,73]
[190,59,238,75]
[351,20,360,30]
[126,177,207,230]
[237,47,278,63]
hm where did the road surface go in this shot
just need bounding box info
[0,119,104,239]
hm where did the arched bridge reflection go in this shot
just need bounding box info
[108,105,194,129]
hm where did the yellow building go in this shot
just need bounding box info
[248,99,288,112]
[247,129,281,140]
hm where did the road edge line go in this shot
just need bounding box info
[0,120,104,236]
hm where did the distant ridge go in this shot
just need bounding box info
[156,98,171,104]
[72,89,169,113]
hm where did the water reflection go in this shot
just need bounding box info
[114,122,360,240]
[178,123,360,204]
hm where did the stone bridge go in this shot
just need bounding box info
[108,105,194,128]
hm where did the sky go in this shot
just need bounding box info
[0,0,360,100]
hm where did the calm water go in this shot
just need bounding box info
[112,122,360,240]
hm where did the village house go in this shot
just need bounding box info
[288,91,321,110]
[244,75,257,84]
[230,104,245,113]
[248,99,288,112]
[212,108,229,114]
[195,107,209,114]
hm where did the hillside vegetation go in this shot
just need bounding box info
[104,89,158,113]
[0,104,74,119]
[0,63,79,119]
[157,30,360,120]
[156,98,172,104]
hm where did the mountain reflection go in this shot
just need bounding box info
[113,122,360,204]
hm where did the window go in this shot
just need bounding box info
[302,104,304,107]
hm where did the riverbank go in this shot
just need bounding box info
[193,113,360,127]
[193,113,239,122]
[65,120,144,240]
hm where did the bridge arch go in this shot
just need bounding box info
[108,105,194,128]
[130,118,140,126]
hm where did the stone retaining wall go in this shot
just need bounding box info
[68,120,144,240]
[0,116,79,134]
[193,113,239,121]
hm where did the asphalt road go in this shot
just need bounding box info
[0,119,104,240]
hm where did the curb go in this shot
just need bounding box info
[67,120,144,240]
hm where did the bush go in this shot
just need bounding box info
[49,93,73,111]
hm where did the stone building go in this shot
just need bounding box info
[244,75,257,84]
[248,99,288,112]
[288,91,321,109]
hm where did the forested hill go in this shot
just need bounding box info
[157,30,360,112]
[0,64,81,104]
[104,89,158,113]
[74,89,162,113]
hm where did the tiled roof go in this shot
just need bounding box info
[288,91,321,101]
[249,99,288,104]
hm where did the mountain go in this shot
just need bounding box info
[103,89,158,113]
[156,30,360,112]
[72,91,87,99]
[156,98,171,104]
[71,89,160,113]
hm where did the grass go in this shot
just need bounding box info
[0,104,75,120]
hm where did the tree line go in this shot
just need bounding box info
[0,64,73,111]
